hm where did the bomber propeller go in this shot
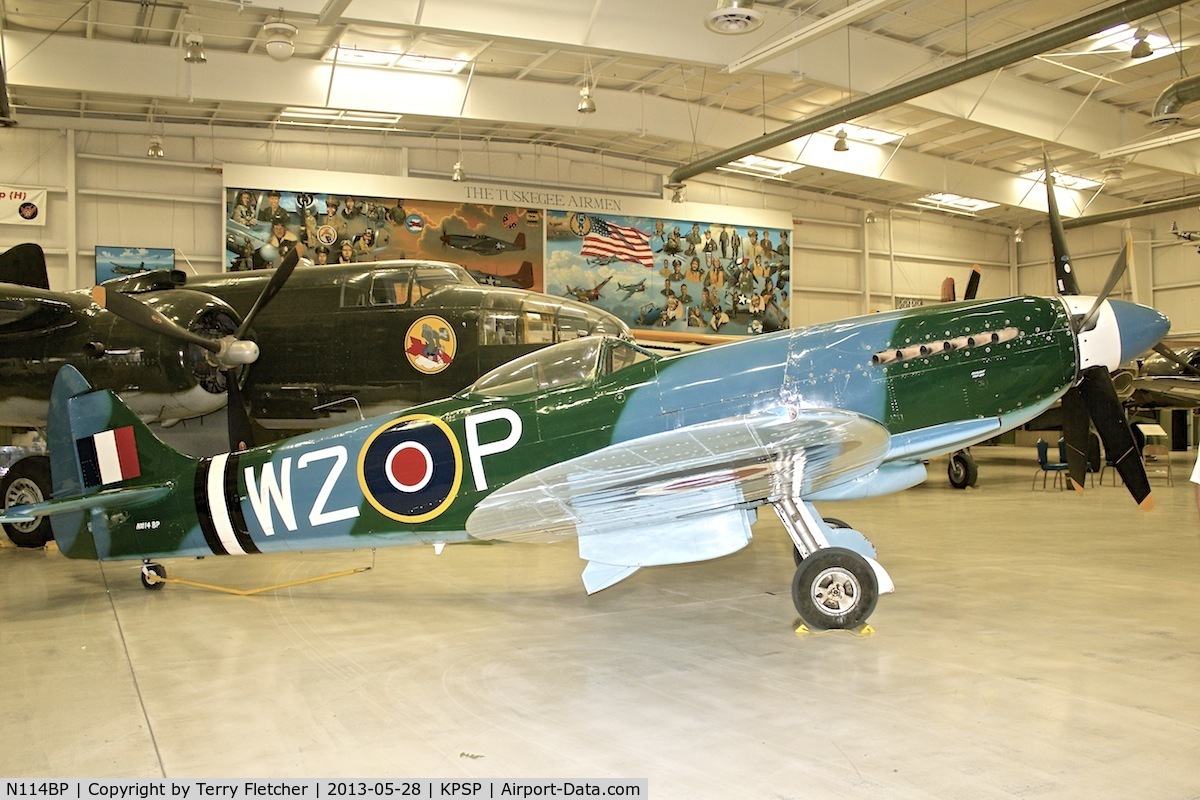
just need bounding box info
[1044,156,1153,508]
[92,246,303,449]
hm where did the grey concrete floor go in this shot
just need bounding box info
[2,444,1199,798]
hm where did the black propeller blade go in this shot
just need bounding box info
[1044,153,1153,509]
[963,266,981,302]
[93,246,303,451]
[1044,155,1082,296]
[92,285,226,357]
[1077,366,1154,509]
[1076,237,1129,333]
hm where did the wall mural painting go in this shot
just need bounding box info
[223,188,545,291]
[95,246,175,283]
[545,212,790,336]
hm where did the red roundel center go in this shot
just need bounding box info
[386,442,433,493]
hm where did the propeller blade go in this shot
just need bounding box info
[233,246,301,340]
[1077,365,1154,510]
[1060,387,1090,493]
[224,368,255,451]
[963,266,981,301]
[1076,237,1130,332]
[1152,342,1200,378]
[1044,154,1081,296]
[940,277,956,303]
[92,285,221,355]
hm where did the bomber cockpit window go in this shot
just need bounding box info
[411,264,473,305]
[340,269,412,307]
[466,336,606,398]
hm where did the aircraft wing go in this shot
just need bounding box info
[466,407,890,592]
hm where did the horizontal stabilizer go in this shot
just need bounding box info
[0,482,174,522]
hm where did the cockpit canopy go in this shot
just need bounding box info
[464,335,657,398]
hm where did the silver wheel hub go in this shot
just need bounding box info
[4,477,44,533]
[811,567,861,615]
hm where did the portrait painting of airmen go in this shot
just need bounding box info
[544,211,790,336]
[224,189,544,290]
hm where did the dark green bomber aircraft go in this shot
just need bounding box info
[0,174,1172,630]
[0,244,627,546]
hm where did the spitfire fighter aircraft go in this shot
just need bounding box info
[0,169,1171,630]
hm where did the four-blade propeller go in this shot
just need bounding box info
[91,247,303,449]
[1045,155,1154,509]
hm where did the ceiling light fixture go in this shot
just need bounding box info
[577,84,596,114]
[147,136,165,159]
[184,33,207,64]
[264,18,298,62]
[704,0,764,35]
[1131,27,1154,58]
[1014,226,1024,243]
[452,161,464,182]
[665,181,685,203]
[833,128,849,152]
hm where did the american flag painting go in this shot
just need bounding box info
[580,218,654,269]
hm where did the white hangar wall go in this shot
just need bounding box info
[2,116,1196,337]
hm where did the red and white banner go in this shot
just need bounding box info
[0,186,47,226]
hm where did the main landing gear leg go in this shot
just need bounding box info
[772,497,894,631]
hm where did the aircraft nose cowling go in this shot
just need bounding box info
[1110,299,1170,365]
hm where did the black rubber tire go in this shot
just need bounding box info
[141,563,167,590]
[947,450,978,489]
[0,456,54,548]
[792,517,851,566]
[792,547,879,630]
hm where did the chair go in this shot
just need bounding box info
[1033,438,1069,490]
[1142,443,1174,486]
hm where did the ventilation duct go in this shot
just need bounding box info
[1149,74,1200,125]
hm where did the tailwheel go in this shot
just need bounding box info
[140,562,167,590]
[792,547,878,630]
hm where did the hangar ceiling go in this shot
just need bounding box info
[5,0,1200,228]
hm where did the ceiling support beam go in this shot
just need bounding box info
[669,0,1189,187]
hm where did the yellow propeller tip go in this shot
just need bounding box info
[1140,494,1156,512]
[90,285,107,307]
[1068,477,1084,495]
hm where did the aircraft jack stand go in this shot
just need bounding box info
[140,553,374,596]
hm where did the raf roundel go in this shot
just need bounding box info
[358,414,462,522]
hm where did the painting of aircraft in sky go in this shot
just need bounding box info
[0,164,1172,631]
[566,275,612,302]
[440,228,526,256]
[618,278,647,299]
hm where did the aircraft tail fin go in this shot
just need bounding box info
[514,260,534,288]
[0,243,50,289]
[41,366,197,559]
[513,232,526,251]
